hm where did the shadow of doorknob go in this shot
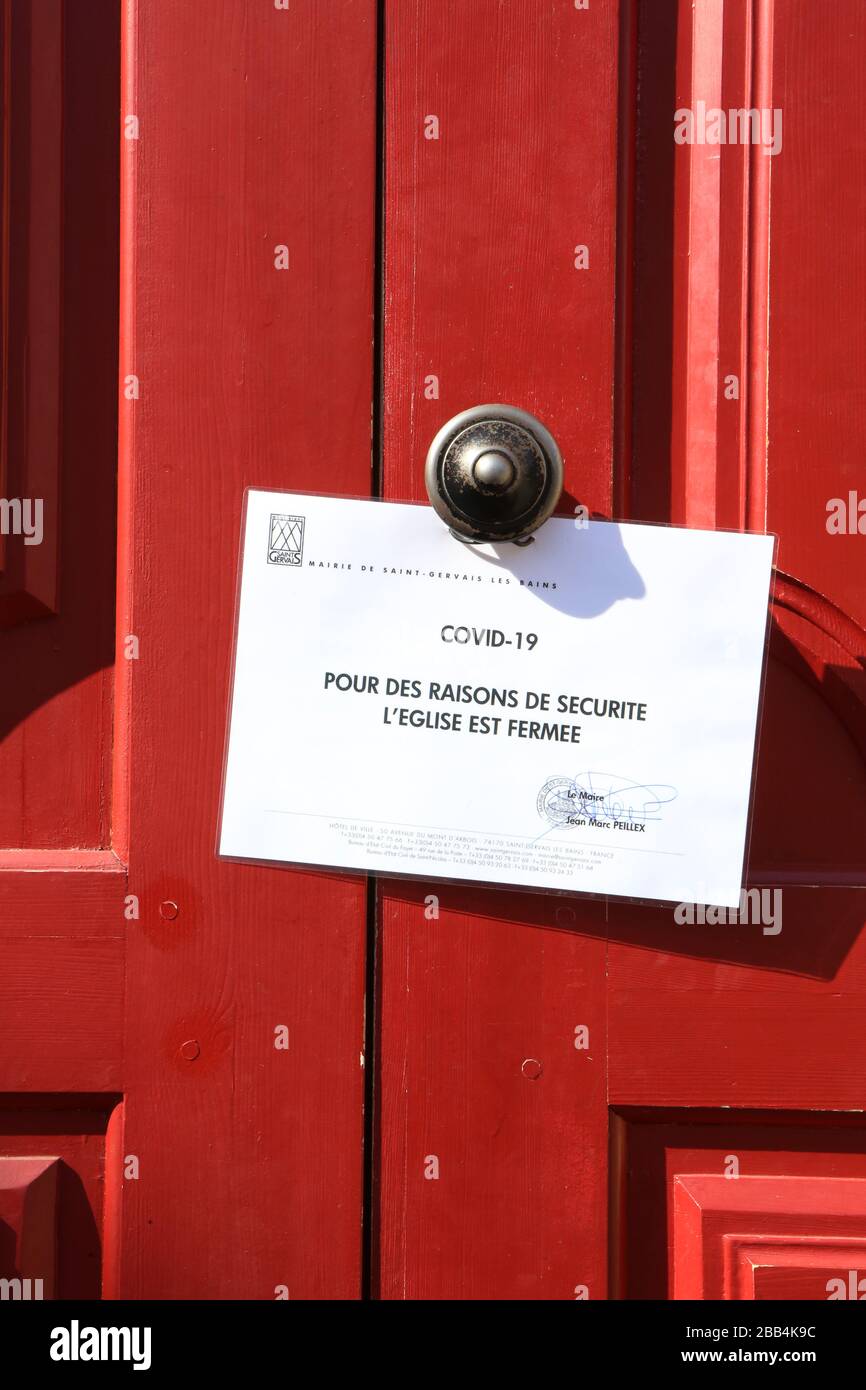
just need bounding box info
[424,405,564,544]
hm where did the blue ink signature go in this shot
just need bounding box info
[536,773,678,836]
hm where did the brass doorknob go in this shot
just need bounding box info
[425,405,563,543]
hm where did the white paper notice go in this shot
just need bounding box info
[219,492,774,907]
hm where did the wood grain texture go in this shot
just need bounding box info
[378,0,620,1299]
[117,0,377,1298]
[383,0,619,516]
[0,938,123,1090]
[0,860,125,936]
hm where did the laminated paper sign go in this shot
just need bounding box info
[218,491,775,907]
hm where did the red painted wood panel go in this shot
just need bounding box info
[0,1102,116,1300]
[0,857,125,936]
[673,1174,866,1300]
[0,861,125,1091]
[0,1,123,1301]
[766,0,866,634]
[117,0,377,1298]
[0,1157,60,1298]
[0,0,123,1305]
[380,0,866,1300]
[610,0,866,1301]
[0,0,118,848]
[0,0,62,616]
[749,1257,866,1301]
[378,0,620,1300]
[609,0,866,1132]
[0,935,122,1091]
[614,1111,866,1298]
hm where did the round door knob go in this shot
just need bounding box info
[425,404,563,543]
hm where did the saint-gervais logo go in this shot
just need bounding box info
[50,1320,152,1371]
[268,513,304,566]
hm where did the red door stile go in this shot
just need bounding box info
[115,0,378,1298]
[377,0,621,1300]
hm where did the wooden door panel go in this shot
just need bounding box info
[614,1111,866,1299]
[0,0,117,849]
[379,0,866,1300]
[0,1157,59,1299]
[117,0,378,1299]
[607,0,866,1302]
[0,939,122,1093]
[1,0,378,1302]
[378,0,620,1300]
[0,0,123,1304]
[767,0,866,636]
[0,1101,117,1300]
[673,1175,866,1300]
[746,1253,866,1301]
[0,0,61,625]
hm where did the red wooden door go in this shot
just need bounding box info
[376,0,866,1301]
[2,0,865,1304]
[2,0,376,1300]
